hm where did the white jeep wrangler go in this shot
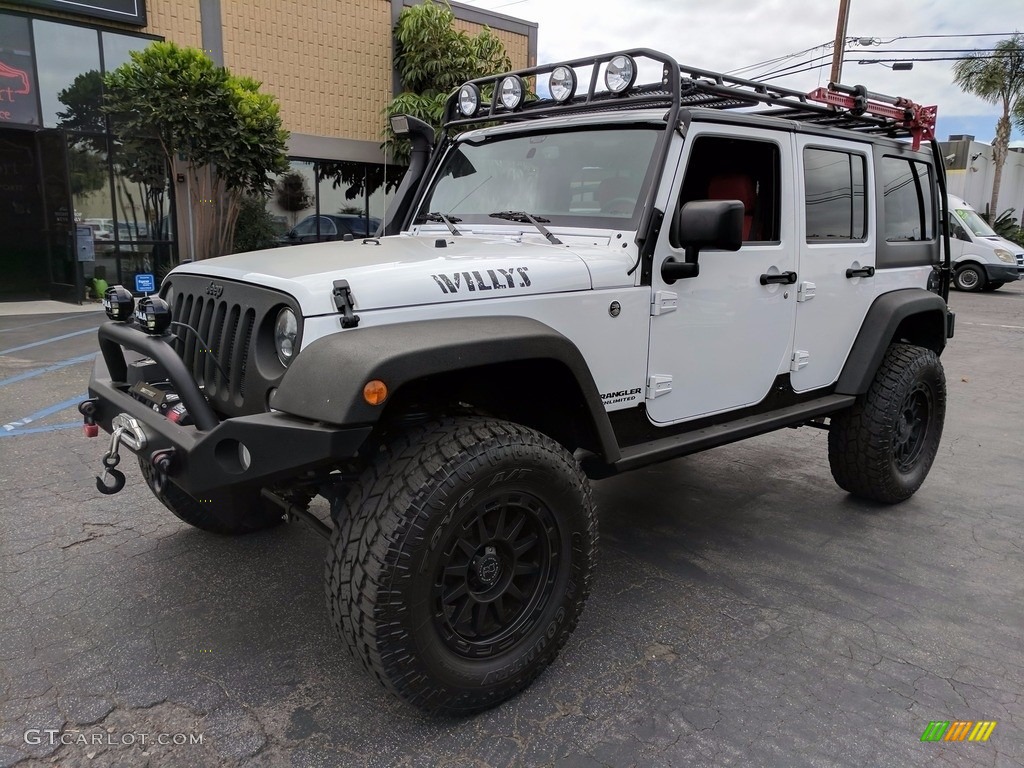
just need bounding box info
[83,50,955,715]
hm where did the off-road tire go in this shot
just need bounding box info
[138,456,284,534]
[325,417,597,715]
[828,343,946,504]
[954,264,985,292]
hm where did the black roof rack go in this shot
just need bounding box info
[442,48,936,149]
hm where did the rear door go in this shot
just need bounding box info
[790,137,876,392]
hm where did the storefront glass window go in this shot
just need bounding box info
[102,31,150,73]
[369,163,403,229]
[269,160,316,238]
[0,13,41,127]
[110,138,171,279]
[33,20,101,129]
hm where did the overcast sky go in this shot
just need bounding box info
[465,0,1023,145]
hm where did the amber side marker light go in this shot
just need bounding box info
[363,380,388,405]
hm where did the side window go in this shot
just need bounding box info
[320,217,337,236]
[677,136,781,243]
[804,147,867,241]
[293,217,316,236]
[881,156,934,241]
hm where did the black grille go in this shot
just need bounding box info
[162,275,297,417]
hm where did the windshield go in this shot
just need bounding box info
[954,207,997,238]
[417,127,660,228]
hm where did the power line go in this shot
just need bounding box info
[858,32,1020,42]
[727,40,834,76]
[752,52,835,81]
[857,55,1011,63]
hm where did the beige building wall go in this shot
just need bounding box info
[453,19,531,70]
[220,0,392,143]
[143,1,202,49]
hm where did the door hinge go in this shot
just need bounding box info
[651,290,678,316]
[797,281,816,302]
[332,280,360,328]
[646,374,673,399]
[790,350,810,371]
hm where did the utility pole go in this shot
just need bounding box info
[829,0,852,84]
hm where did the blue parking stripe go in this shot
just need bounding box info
[0,327,97,356]
[0,313,101,334]
[0,422,80,437]
[0,353,96,388]
[2,395,86,432]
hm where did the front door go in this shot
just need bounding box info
[0,128,49,299]
[647,127,797,424]
[37,129,80,302]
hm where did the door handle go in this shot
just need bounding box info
[759,270,797,285]
[845,266,875,279]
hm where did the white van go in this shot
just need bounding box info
[946,195,1024,291]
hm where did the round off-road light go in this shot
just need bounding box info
[135,296,172,335]
[604,55,637,93]
[457,83,480,117]
[103,285,135,322]
[549,66,577,103]
[498,76,525,110]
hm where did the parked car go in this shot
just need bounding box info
[277,213,382,245]
[946,195,1024,291]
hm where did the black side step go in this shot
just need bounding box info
[586,394,855,478]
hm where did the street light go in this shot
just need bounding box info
[856,60,914,70]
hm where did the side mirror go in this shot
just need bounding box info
[662,200,744,284]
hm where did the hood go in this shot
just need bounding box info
[170,233,633,316]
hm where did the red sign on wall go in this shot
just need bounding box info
[0,13,41,127]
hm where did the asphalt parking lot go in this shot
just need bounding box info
[1,284,1022,768]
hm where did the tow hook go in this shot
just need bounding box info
[149,449,177,495]
[94,415,149,495]
[96,426,126,495]
[78,399,99,438]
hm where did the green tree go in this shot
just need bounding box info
[56,71,108,199]
[274,169,312,226]
[385,0,511,165]
[233,195,280,253]
[103,42,289,260]
[953,33,1024,219]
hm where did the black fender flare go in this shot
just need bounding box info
[272,316,620,462]
[835,289,949,396]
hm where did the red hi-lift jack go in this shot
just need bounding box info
[807,82,937,151]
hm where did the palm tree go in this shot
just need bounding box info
[953,34,1024,219]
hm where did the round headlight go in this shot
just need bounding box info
[499,76,524,110]
[274,307,298,366]
[457,83,480,117]
[549,66,577,103]
[605,55,637,93]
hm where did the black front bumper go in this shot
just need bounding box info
[983,263,1023,283]
[87,322,371,496]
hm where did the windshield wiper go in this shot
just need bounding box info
[419,211,463,236]
[489,211,562,245]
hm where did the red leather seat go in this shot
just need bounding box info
[708,174,757,240]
